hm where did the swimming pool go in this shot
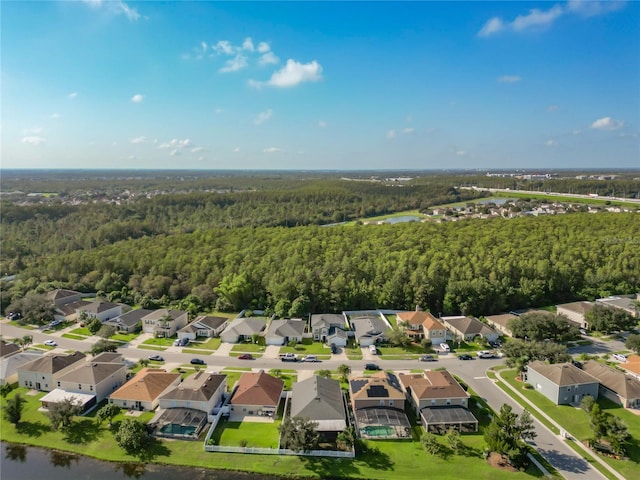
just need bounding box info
[362,425,395,436]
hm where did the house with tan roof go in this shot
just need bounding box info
[398,370,477,432]
[220,316,267,343]
[76,301,123,322]
[159,371,226,414]
[104,309,151,333]
[18,351,86,392]
[311,313,347,344]
[46,289,83,307]
[229,370,284,420]
[264,318,306,346]
[348,314,390,347]
[0,340,20,358]
[484,313,518,337]
[1,350,42,386]
[109,368,181,411]
[582,360,640,408]
[440,316,500,343]
[396,310,446,345]
[556,301,595,329]
[177,315,228,341]
[526,361,599,405]
[141,309,189,337]
[56,357,127,403]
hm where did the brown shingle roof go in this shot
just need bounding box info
[0,341,20,357]
[349,372,405,401]
[397,311,445,331]
[46,289,81,301]
[230,371,284,407]
[160,371,226,402]
[18,351,86,374]
[556,301,595,315]
[582,360,640,400]
[528,361,598,386]
[110,368,181,402]
[58,361,125,384]
[398,370,469,400]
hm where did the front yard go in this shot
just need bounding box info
[231,343,266,353]
[186,337,221,351]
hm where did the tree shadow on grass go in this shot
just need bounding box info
[63,418,103,444]
[15,420,50,438]
[356,442,394,471]
[133,437,171,462]
[301,455,360,479]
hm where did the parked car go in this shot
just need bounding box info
[477,350,496,359]
[579,328,589,336]
[174,338,189,347]
[369,345,377,354]
[364,363,381,371]
[301,355,319,362]
[190,358,206,365]
[419,355,436,362]
[44,339,57,347]
[330,344,338,354]
[458,354,473,360]
[148,355,164,362]
[612,353,627,362]
[439,343,450,352]
[280,353,299,362]
[238,354,254,360]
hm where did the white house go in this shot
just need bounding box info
[264,318,306,346]
[141,309,189,337]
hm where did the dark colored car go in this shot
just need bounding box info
[190,358,206,365]
[148,355,164,362]
[458,354,473,360]
[238,354,254,360]
[330,344,338,354]
[419,355,436,362]
[364,363,381,371]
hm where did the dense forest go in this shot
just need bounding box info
[3,213,638,318]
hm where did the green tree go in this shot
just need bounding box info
[20,335,33,350]
[445,427,462,453]
[87,318,103,335]
[91,339,119,355]
[279,416,320,452]
[605,415,629,455]
[0,384,13,398]
[317,369,332,379]
[484,405,536,468]
[46,397,82,431]
[114,418,149,454]
[420,432,441,455]
[336,425,356,451]
[97,403,121,427]
[6,293,55,326]
[625,334,640,354]
[97,324,116,339]
[508,312,580,342]
[3,393,26,426]
[585,304,637,334]
[337,363,351,382]
[385,324,411,348]
[580,395,596,414]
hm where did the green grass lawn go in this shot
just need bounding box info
[111,332,140,342]
[186,337,221,350]
[33,344,56,351]
[209,419,281,448]
[378,344,425,358]
[9,321,36,330]
[61,333,87,340]
[280,342,332,355]
[386,314,398,327]
[231,343,266,353]
[69,327,91,336]
[0,386,548,480]
[142,337,176,347]
[137,345,167,351]
[500,369,640,480]
[182,348,212,355]
[267,371,297,390]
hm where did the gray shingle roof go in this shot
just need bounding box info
[159,371,226,402]
[311,314,345,329]
[58,361,125,384]
[528,361,599,386]
[106,309,153,327]
[442,316,497,337]
[18,351,86,374]
[291,376,346,425]
[267,319,306,338]
[582,360,640,401]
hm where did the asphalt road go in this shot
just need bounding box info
[0,321,612,479]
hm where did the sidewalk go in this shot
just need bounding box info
[494,370,625,480]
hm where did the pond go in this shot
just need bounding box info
[1,442,282,480]
[384,215,422,224]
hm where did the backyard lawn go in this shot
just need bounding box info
[209,420,281,448]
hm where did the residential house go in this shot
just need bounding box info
[556,301,595,330]
[109,368,181,411]
[349,372,411,439]
[596,294,639,318]
[348,314,390,347]
[46,289,82,307]
[311,314,347,344]
[18,351,86,391]
[141,309,189,338]
[326,326,349,347]
[158,371,226,414]
[0,341,20,358]
[621,355,640,380]
[484,313,518,337]
[1,350,42,386]
[76,301,123,322]
[398,370,477,432]
[525,361,599,405]
[228,370,284,420]
[440,316,500,343]
[582,360,640,408]
[264,318,306,346]
[290,376,348,439]
[177,315,228,341]
[220,317,267,343]
[56,355,127,403]
[104,308,151,333]
[396,310,447,345]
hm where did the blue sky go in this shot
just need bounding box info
[2,1,639,170]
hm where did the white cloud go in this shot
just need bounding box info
[233,147,241,153]
[456,150,467,156]
[21,136,45,145]
[386,129,397,139]
[158,138,192,149]
[213,40,235,55]
[544,139,558,146]
[403,127,415,134]
[191,146,205,153]
[254,109,273,125]
[201,41,207,52]
[591,116,624,130]
[215,108,224,114]
[251,59,323,88]
[242,37,254,51]
[497,75,521,83]
[547,104,560,112]
[169,149,179,156]
[82,0,141,22]
[263,147,281,153]
[573,129,582,135]
[50,113,61,119]
[257,41,270,53]
[566,0,626,17]
[68,92,78,99]
[131,94,144,103]
[259,51,279,65]
[478,17,505,37]
[512,5,563,31]
[318,120,327,128]
[130,136,146,144]
[220,54,248,73]
[128,155,136,160]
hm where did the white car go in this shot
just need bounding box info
[44,340,57,347]
[612,353,627,362]
[440,343,450,352]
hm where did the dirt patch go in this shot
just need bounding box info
[486,452,519,472]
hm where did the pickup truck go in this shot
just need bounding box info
[280,353,299,362]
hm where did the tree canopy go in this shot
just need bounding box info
[585,304,637,334]
[279,416,320,452]
[508,311,580,343]
[484,404,536,468]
